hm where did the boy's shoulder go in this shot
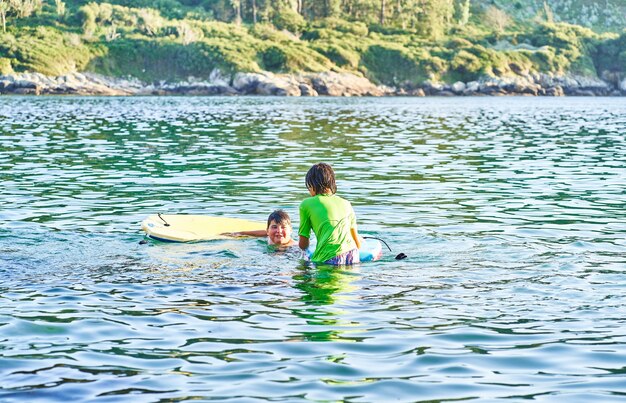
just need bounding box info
[301,194,351,207]
[299,196,316,207]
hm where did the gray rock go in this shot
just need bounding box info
[232,72,264,93]
[408,88,425,97]
[13,87,40,95]
[209,68,231,87]
[299,83,318,96]
[465,81,480,93]
[310,72,386,96]
[0,80,14,92]
[451,81,466,94]
[571,89,596,96]
[72,72,88,83]
[1,75,16,85]
[395,88,408,96]
[14,79,38,89]
[479,80,501,94]
[437,90,456,96]
[544,86,564,96]
[422,80,445,95]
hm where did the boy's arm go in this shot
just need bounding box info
[222,230,267,237]
[350,227,361,249]
[299,235,309,250]
[299,201,311,250]
[349,205,361,249]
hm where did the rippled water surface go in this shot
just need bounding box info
[1,96,625,402]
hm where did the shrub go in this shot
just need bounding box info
[361,44,425,85]
[483,6,511,36]
[258,42,331,73]
[530,47,559,71]
[90,37,258,80]
[451,49,483,77]
[301,28,332,41]
[590,31,626,73]
[136,8,164,36]
[0,57,14,75]
[250,23,294,42]
[271,7,306,34]
[77,3,168,37]
[316,18,368,37]
[261,45,287,71]
[108,0,188,19]
[0,27,92,75]
[314,42,359,68]
[78,3,98,36]
[447,37,473,49]
[197,20,247,40]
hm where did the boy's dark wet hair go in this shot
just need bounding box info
[305,162,337,195]
[267,209,291,229]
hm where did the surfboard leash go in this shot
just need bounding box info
[363,236,407,260]
[158,213,171,227]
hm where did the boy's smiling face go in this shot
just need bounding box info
[267,220,292,245]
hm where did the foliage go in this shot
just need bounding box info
[314,42,360,69]
[259,42,333,73]
[590,30,626,74]
[0,56,13,74]
[270,6,305,34]
[314,17,368,37]
[0,0,621,85]
[483,6,511,36]
[0,26,91,75]
[260,45,286,71]
[517,22,598,75]
[89,36,258,80]
[361,44,427,86]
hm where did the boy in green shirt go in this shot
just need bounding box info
[298,163,361,265]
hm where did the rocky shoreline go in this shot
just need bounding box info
[1,70,625,97]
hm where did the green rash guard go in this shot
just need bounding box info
[298,194,358,263]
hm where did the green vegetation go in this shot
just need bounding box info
[0,0,625,85]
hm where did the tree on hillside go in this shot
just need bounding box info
[54,0,66,19]
[418,0,454,39]
[11,0,42,18]
[484,5,511,36]
[0,0,9,32]
[250,0,257,22]
[232,0,241,24]
[0,0,43,33]
[301,0,339,19]
[455,0,470,26]
[542,1,554,23]
[389,0,421,30]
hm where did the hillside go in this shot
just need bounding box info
[475,0,626,33]
[0,0,625,94]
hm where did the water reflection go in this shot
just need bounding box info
[294,264,359,306]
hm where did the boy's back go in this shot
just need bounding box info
[299,194,357,262]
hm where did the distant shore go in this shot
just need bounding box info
[1,70,625,97]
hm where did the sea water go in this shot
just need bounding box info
[1,96,625,402]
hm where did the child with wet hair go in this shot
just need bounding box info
[298,162,361,265]
[224,209,296,247]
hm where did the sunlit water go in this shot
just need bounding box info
[1,96,625,402]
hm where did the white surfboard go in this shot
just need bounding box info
[141,214,266,242]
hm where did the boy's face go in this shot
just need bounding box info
[267,220,292,245]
